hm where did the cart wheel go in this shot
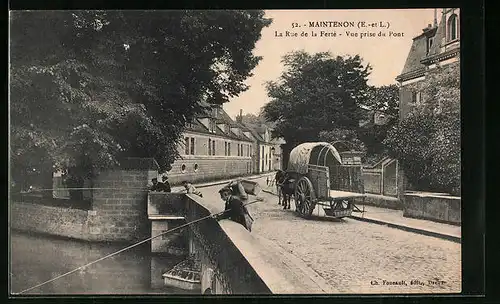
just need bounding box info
[294,176,316,218]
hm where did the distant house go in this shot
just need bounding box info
[167,105,254,184]
[270,137,286,171]
[358,106,396,127]
[396,8,460,119]
[235,111,284,174]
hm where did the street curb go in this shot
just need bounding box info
[261,188,461,244]
[348,215,461,244]
[193,172,276,189]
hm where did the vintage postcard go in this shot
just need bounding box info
[9,9,462,295]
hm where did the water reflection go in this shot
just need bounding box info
[10,231,195,295]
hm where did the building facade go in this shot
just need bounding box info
[167,106,254,184]
[396,8,460,119]
[271,137,286,171]
[394,8,460,197]
[240,123,279,174]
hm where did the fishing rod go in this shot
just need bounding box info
[11,197,264,295]
[11,187,191,196]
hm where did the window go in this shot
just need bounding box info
[224,142,228,156]
[447,14,458,41]
[208,139,212,155]
[184,137,190,155]
[194,164,199,172]
[228,143,231,156]
[212,140,215,155]
[209,120,216,133]
[237,144,240,156]
[181,164,187,173]
[411,92,422,104]
[426,37,433,54]
[190,138,195,155]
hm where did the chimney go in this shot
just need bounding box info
[433,9,438,27]
[236,109,243,123]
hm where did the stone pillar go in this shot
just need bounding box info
[88,169,152,242]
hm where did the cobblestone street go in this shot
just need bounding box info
[194,176,461,294]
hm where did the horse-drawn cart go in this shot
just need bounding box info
[281,142,366,219]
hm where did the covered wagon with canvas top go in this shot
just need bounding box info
[284,141,366,219]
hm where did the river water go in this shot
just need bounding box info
[10,231,195,295]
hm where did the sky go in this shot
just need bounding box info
[223,9,437,119]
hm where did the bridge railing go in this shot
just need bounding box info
[184,193,330,294]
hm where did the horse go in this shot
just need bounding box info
[275,170,295,210]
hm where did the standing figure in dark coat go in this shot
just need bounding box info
[161,175,172,193]
[216,180,254,232]
[149,177,171,192]
[149,178,160,191]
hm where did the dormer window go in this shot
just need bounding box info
[426,37,433,54]
[209,120,216,133]
[447,14,459,41]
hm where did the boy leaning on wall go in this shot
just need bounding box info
[181,181,203,198]
[215,179,254,232]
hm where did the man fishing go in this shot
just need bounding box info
[215,179,254,232]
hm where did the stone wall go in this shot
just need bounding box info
[167,157,252,185]
[362,158,398,197]
[184,194,271,294]
[148,192,188,256]
[403,193,461,225]
[11,167,157,243]
[10,202,90,240]
[362,169,382,194]
[88,169,154,242]
[356,194,402,210]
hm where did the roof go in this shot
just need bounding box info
[427,14,446,57]
[288,142,342,174]
[240,122,263,141]
[398,27,437,77]
[397,9,460,82]
[185,106,253,142]
[427,10,460,58]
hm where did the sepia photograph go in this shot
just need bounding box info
[9,8,462,295]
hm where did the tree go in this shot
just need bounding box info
[384,63,460,195]
[362,84,400,118]
[239,112,275,129]
[10,10,271,188]
[356,84,400,156]
[318,129,366,152]
[262,51,372,150]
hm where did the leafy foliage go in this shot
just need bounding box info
[355,84,400,157]
[363,84,400,118]
[384,63,460,195]
[10,10,271,186]
[262,51,372,149]
[318,129,366,152]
